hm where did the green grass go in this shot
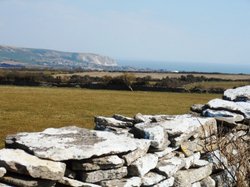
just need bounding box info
[0,86,220,147]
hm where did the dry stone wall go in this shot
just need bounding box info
[0,86,249,187]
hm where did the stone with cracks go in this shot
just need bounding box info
[5,126,139,161]
[156,157,185,177]
[128,154,158,177]
[153,147,178,158]
[100,177,142,187]
[174,163,213,187]
[0,173,56,187]
[95,125,134,138]
[94,116,133,128]
[78,167,127,183]
[133,123,170,150]
[183,152,201,169]
[153,177,175,187]
[71,155,124,171]
[200,176,216,187]
[223,85,250,102]
[0,168,6,178]
[59,177,101,187]
[142,172,166,186]
[122,139,151,166]
[181,139,203,157]
[0,149,65,181]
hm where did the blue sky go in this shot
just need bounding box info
[0,0,250,69]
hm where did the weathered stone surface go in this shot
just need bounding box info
[181,139,203,157]
[174,163,213,187]
[153,147,178,158]
[71,155,124,171]
[0,168,6,178]
[78,167,127,183]
[142,172,166,186]
[100,177,142,187]
[122,139,151,166]
[113,114,135,123]
[95,125,134,138]
[191,104,205,113]
[95,116,133,128]
[211,171,234,187]
[0,173,56,187]
[206,98,250,119]
[191,182,201,187]
[128,154,158,177]
[153,177,175,187]
[133,123,169,150]
[156,157,185,177]
[59,177,101,187]
[0,149,65,181]
[134,113,151,123]
[200,176,216,187]
[183,152,201,169]
[5,126,139,161]
[203,150,228,170]
[193,159,209,168]
[223,85,250,102]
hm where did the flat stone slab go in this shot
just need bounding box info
[100,177,142,187]
[95,116,133,128]
[152,177,174,187]
[224,85,250,102]
[0,149,65,181]
[59,177,101,187]
[5,126,139,161]
[142,172,166,186]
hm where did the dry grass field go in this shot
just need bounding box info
[0,86,220,147]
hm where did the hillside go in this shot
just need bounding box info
[0,45,117,69]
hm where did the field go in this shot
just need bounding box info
[0,86,220,147]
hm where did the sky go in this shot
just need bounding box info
[0,0,250,72]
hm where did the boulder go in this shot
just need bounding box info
[0,173,56,187]
[94,116,133,128]
[5,126,139,161]
[59,177,101,187]
[78,167,127,183]
[142,172,166,186]
[153,177,175,187]
[128,154,158,177]
[174,163,213,187]
[133,123,170,150]
[122,139,151,166]
[0,168,6,178]
[0,149,65,181]
[156,157,185,177]
[223,85,250,102]
[71,155,124,171]
[100,177,142,187]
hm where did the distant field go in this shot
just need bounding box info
[55,71,250,80]
[0,86,220,147]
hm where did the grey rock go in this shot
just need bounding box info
[0,149,65,181]
[113,114,135,123]
[191,104,205,113]
[133,123,170,150]
[100,177,142,187]
[134,113,151,123]
[95,116,133,128]
[128,154,158,177]
[200,176,216,187]
[122,139,151,166]
[142,172,166,186]
[152,177,175,187]
[223,85,250,102]
[5,126,139,161]
[95,125,134,138]
[180,139,203,157]
[153,147,178,158]
[174,163,213,187]
[183,152,201,169]
[203,150,228,170]
[78,167,127,183]
[211,171,235,187]
[0,173,56,187]
[156,157,185,177]
[193,159,210,168]
[71,155,124,171]
[58,177,101,187]
[0,168,6,178]
[192,182,201,187]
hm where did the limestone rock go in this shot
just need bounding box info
[78,167,127,183]
[192,182,201,187]
[95,125,134,138]
[200,176,216,187]
[122,139,151,166]
[156,157,185,177]
[128,154,158,177]
[174,163,213,187]
[223,85,250,102]
[183,152,201,169]
[100,177,142,187]
[71,155,124,171]
[211,171,235,187]
[0,149,65,181]
[95,116,133,128]
[153,177,175,187]
[134,113,151,123]
[153,147,178,158]
[5,126,138,161]
[59,177,101,187]
[193,159,209,168]
[113,114,135,123]
[181,139,203,157]
[0,168,6,178]
[190,104,205,113]
[0,182,12,187]
[142,172,166,186]
[0,173,56,187]
[133,123,170,150]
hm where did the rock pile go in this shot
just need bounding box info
[0,85,249,187]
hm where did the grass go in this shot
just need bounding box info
[0,86,220,147]
[184,81,250,90]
